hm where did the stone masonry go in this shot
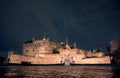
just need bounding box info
[7,37,111,65]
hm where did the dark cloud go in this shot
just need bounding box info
[0,0,120,56]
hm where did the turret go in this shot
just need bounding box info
[65,37,71,49]
[43,32,46,40]
[73,42,76,48]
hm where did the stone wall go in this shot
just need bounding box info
[22,39,59,57]
[7,51,111,65]
[75,55,110,64]
[8,53,62,64]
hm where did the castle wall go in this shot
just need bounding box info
[8,52,111,65]
[22,39,59,57]
[8,53,64,64]
[7,38,111,65]
[75,55,110,64]
[22,43,34,56]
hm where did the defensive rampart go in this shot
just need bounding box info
[7,52,111,65]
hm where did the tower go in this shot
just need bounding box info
[65,37,70,49]
[73,42,76,48]
[43,32,46,40]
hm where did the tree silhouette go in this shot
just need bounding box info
[53,47,60,54]
[0,56,6,65]
[108,37,120,64]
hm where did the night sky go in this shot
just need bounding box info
[0,0,120,57]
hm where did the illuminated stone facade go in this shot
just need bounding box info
[7,37,111,65]
[22,38,61,56]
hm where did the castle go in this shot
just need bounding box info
[7,36,111,65]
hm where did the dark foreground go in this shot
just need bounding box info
[0,65,120,78]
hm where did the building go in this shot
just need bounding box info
[7,37,111,65]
